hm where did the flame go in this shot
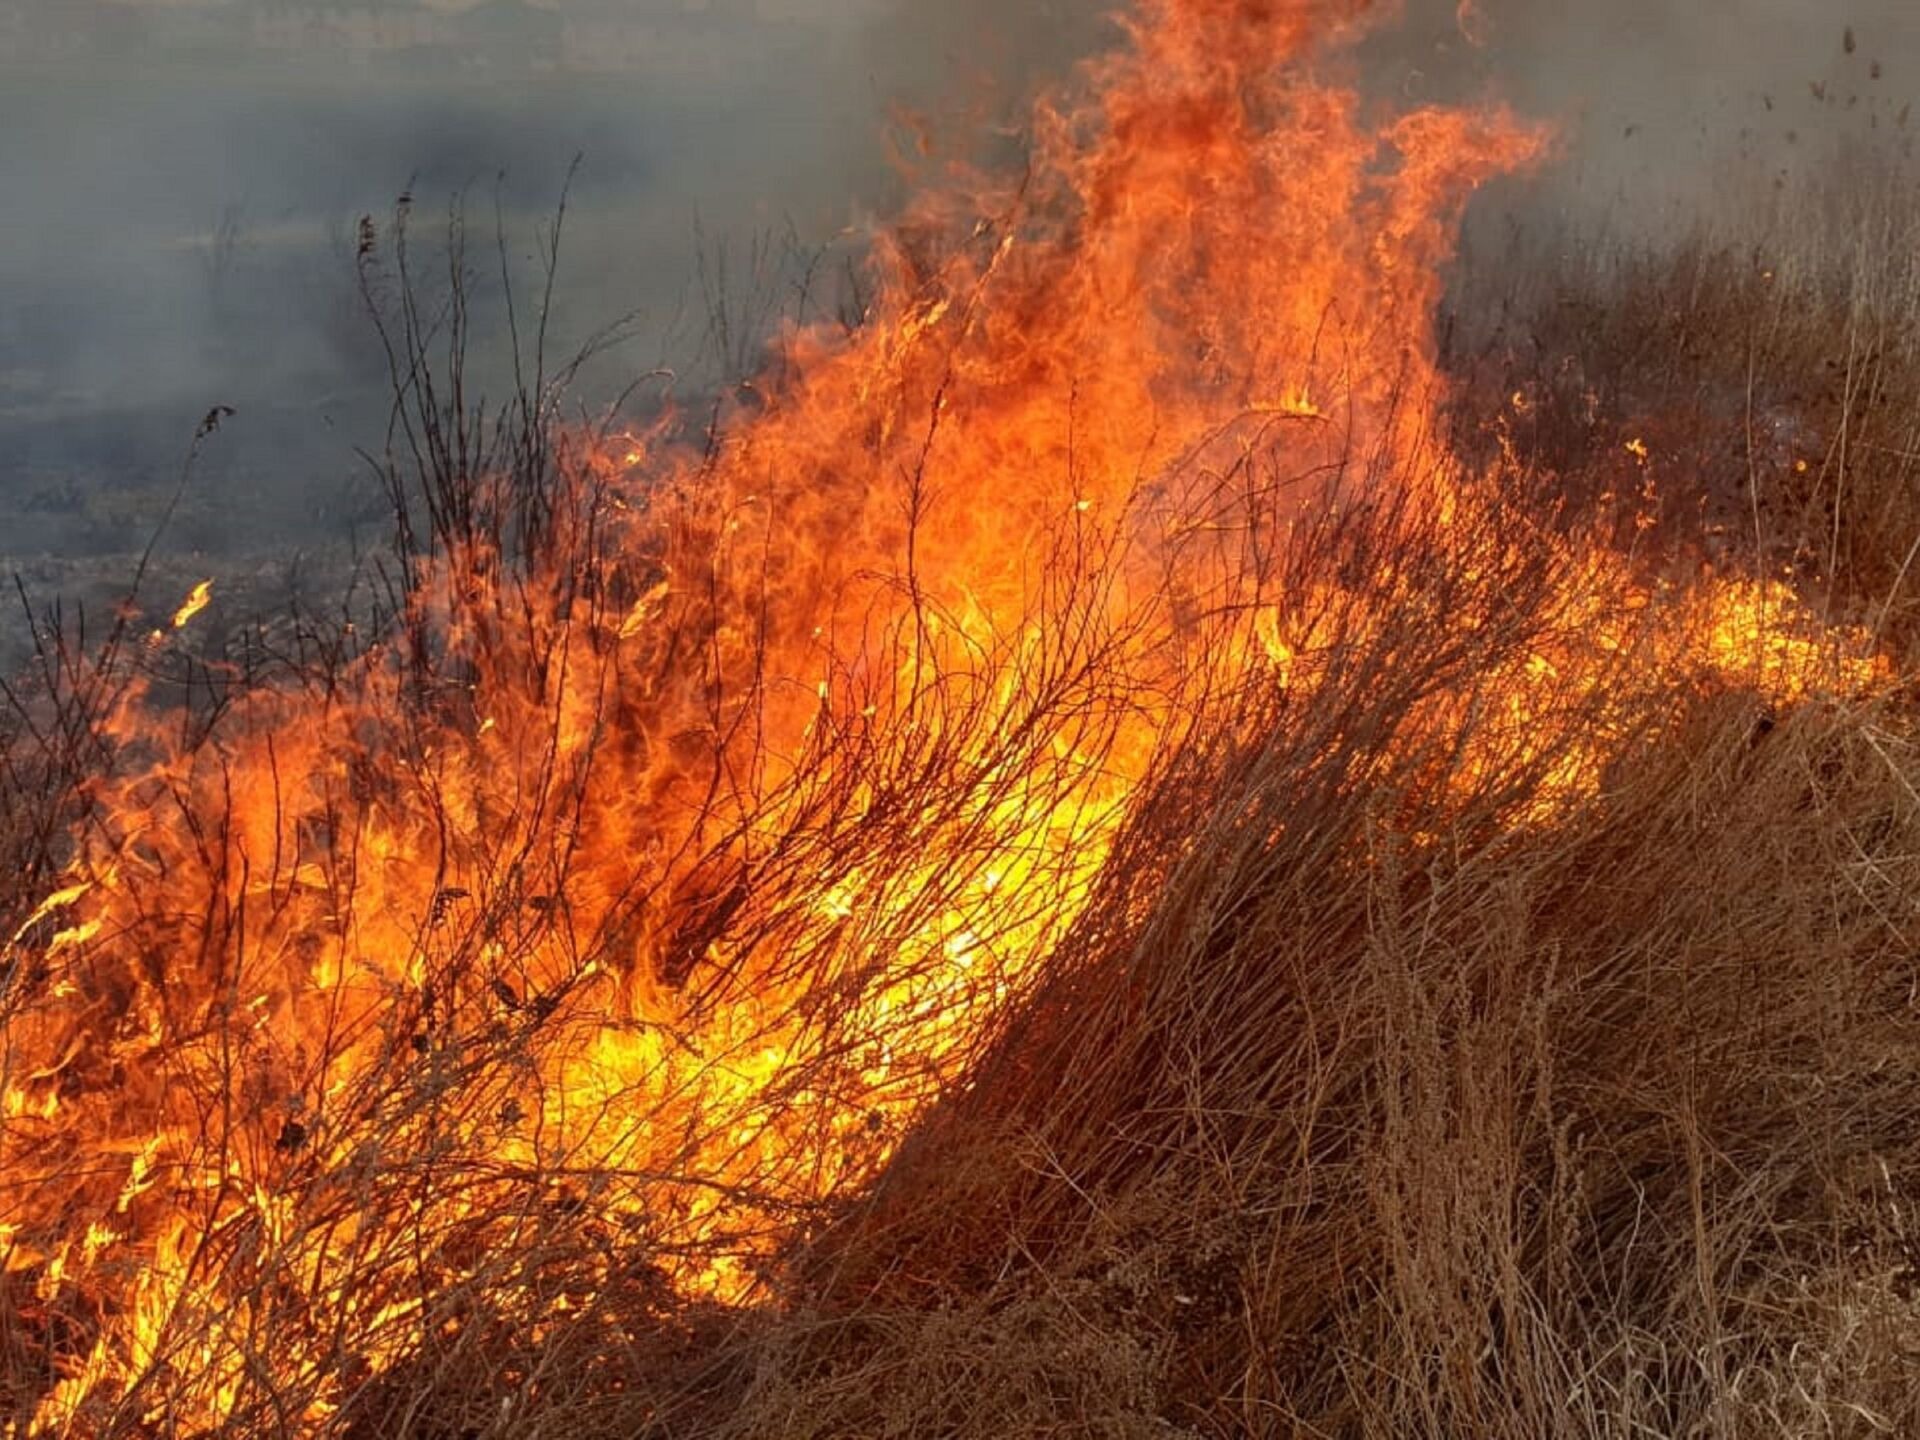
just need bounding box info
[0,0,1888,1430]
[170,580,214,632]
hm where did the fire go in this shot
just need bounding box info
[0,0,1888,1431]
[169,580,214,632]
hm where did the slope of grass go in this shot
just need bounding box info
[6,188,1920,1438]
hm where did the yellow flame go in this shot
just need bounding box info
[171,579,214,630]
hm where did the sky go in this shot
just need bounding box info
[0,0,1913,563]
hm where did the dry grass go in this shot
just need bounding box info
[1445,165,1920,647]
[5,183,1920,1439]
[709,450,1920,1437]
[766,682,1920,1440]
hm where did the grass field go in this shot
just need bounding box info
[4,4,1920,1436]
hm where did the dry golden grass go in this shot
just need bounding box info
[625,204,1920,1438]
[6,190,1920,1438]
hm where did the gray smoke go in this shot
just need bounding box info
[0,0,1912,582]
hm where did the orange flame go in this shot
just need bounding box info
[0,0,1886,1430]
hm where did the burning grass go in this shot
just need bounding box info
[5,0,1920,1435]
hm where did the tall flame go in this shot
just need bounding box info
[0,0,1882,1431]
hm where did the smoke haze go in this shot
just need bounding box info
[0,0,1913,584]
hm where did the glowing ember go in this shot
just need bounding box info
[0,0,1888,1431]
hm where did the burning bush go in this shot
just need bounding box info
[3,1,1916,1436]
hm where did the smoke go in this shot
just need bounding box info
[858,0,1915,210]
[1,0,1911,579]
[1371,0,1916,230]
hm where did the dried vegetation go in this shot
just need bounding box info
[6,20,1920,1440]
